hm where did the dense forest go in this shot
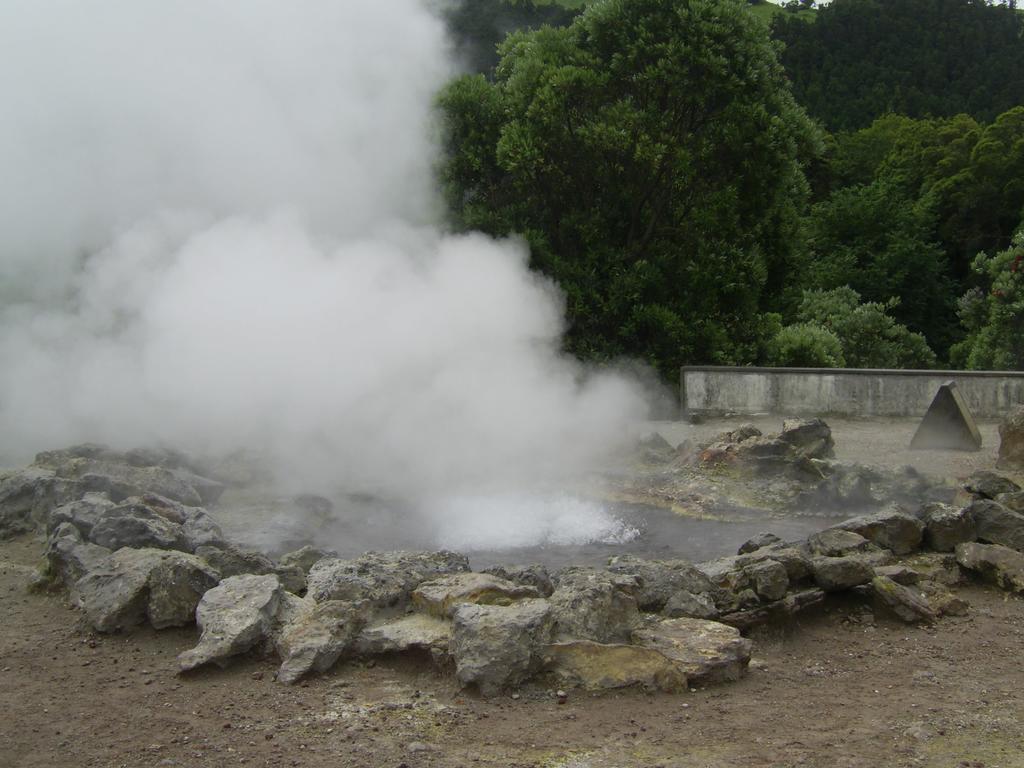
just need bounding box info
[438,0,1024,376]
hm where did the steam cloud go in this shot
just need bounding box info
[0,0,650,500]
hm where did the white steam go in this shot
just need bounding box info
[0,0,649,499]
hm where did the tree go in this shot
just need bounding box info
[439,0,822,376]
[951,233,1024,370]
[772,0,1024,131]
[767,287,937,368]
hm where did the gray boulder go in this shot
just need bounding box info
[737,532,782,555]
[662,590,719,620]
[744,559,789,602]
[996,491,1024,514]
[955,542,1024,593]
[0,468,76,539]
[194,544,304,594]
[780,418,835,459]
[449,599,554,696]
[89,503,186,551]
[47,493,116,536]
[632,617,752,684]
[353,614,453,660]
[549,567,640,643]
[807,529,873,557]
[306,550,470,611]
[75,548,218,632]
[181,509,226,551]
[871,576,936,623]
[811,555,875,592]
[718,588,826,631]
[70,463,204,507]
[412,572,539,618]
[278,545,336,576]
[481,564,554,597]
[177,574,284,671]
[963,470,1020,500]
[970,500,1024,551]
[605,555,720,611]
[918,503,976,552]
[836,509,925,555]
[276,600,369,684]
[902,552,963,586]
[42,522,112,590]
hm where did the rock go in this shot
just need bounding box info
[873,564,919,585]
[33,443,115,467]
[918,502,976,552]
[67,462,204,507]
[605,555,720,611]
[481,564,554,597]
[549,568,640,643]
[0,468,76,539]
[278,546,336,576]
[276,600,369,684]
[917,580,969,616]
[180,510,226,552]
[871,577,937,623]
[42,522,112,590]
[47,493,116,536]
[998,406,1024,470]
[996,491,1024,514]
[177,574,284,671]
[744,560,789,602]
[89,503,186,551]
[902,553,963,586]
[632,617,752,684]
[970,500,1024,551]
[780,418,835,459]
[306,551,470,611]
[75,548,218,632]
[195,544,276,579]
[955,542,1024,593]
[662,590,719,620]
[836,509,925,555]
[811,555,875,592]
[542,641,686,692]
[726,424,762,443]
[353,614,453,660]
[172,470,226,506]
[413,573,539,618]
[737,532,782,555]
[449,599,554,696]
[963,470,1020,500]
[718,588,826,631]
[807,529,873,557]
[636,432,677,463]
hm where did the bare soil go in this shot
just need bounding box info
[3,532,1024,768]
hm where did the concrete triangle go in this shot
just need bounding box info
[910,381,983,451]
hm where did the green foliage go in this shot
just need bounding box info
[801,180,956,351]
[951,233,1024,370]
[772,0,1024,131]
[768,288,937,368]
[767,322,846,367]
[442,0,579,76]
[439,0,822,377]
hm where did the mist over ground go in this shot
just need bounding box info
[0,0,650,502]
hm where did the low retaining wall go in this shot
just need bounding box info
[681,366,1024,419]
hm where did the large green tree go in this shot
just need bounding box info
[439,0,821,375]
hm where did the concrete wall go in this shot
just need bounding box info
[681,366,1024,419]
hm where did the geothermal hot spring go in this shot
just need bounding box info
[0,0,843,567]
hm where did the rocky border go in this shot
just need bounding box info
[3,438,1024,697]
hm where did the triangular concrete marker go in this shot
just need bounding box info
[910,381,983,451]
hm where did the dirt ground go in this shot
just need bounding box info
[3,532,1024,768]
